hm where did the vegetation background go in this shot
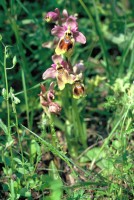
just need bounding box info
[0,0,134,199]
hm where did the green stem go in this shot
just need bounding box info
[12,98,27,184]
[21,68,30,129]
[11,19,31,129]
[50,115,58,148]
[3,46,14,169]
[72,98,87,148]
[4,47,10,136]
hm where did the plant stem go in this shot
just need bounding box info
[4,47,10,136]
[11,94,27,184]
[50,115,58,148]
[3,46,14,169]
[72,98,87,148]
[11,19,31,129]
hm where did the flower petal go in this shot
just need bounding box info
[40,84,46,94]
[55,8,60,15]
[62,9,68,18]
[61,61,68,70]
[42,41,53,49]
[68,74,75,84]
[49,102,61,114]
[56,69,68,84]
[52,54,63,64]
[73,60,85,74]
[42,67,56,80]
[73,31,86,44]
[42,39,59,49]
[56,69,69,90]
[65,16,78,30]
[51,26,66,38]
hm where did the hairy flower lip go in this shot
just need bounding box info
[72,79,85,99]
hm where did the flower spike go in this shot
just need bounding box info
[42,8,86,103]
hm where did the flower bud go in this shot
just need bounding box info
[49,102,62,114]
[45,8,60,22]
[73,60,85,74]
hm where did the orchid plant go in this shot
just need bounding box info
[41,8,86,116]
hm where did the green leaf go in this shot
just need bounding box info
[80,147,114,172]
[3,157,12,167]
[0,0,7,10]
[12,56,17,66]
[30,139,39,163]
[14,96,20,104]
[112,140,121,149]
[80,147,101,163]
[2,184,9,192]
[49,161,62,181]
[13,158,22,165]
[0,119,8,135]
[17,167,29,175]
[48,161,63,200]
[50,179,63,200]
[2,88,7,99]
[5,139,14,149]
[0,34,2,41]
[10,179,15,200]
[20,188,31,197]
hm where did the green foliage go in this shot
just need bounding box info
[0,0,134,199]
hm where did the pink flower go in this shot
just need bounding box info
[48,102,62,114]
[42,55,73,90]
[42,55,68,79]
[45,8,60,22]
[51,17,86,57]
[39,82,61,115]
[51,16,86,44]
